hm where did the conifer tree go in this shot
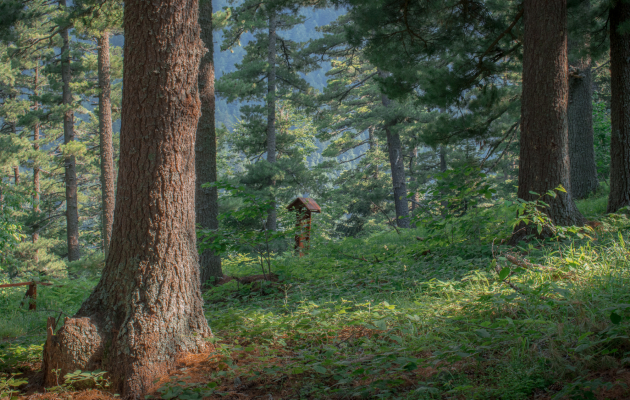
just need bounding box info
[607,0,630,213]
[197,0,223,284]
[567,0,598,199]
[42,0,211,395]
[73,0,123,257]
[305,15,428,230]
[59,0,80,261]
[217,0,317,230]
[511,0,584,243]
[0,0,71,276]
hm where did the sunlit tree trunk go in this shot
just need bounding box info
[511,0,584,244]
[42,0,211,397]
[98,30,115,258]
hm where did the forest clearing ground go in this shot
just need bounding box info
[4,195,630,399]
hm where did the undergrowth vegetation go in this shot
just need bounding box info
[2,193,630,399]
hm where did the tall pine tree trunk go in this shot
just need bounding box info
[10,113,18,187]
[33,64,40,254]
[379,71,410,228]
[196,0,222,285]
[511,0,583,244]
[568,39,598,199]
[410,147,419,213]
[440,146,447,172]
[266,11,278,231]
[606,0,630,213]
[42,0,211,396]
[98,31,115,257]
[60,0,80,261]
[439,146,447,216]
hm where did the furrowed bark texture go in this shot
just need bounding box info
[379,70,409,228]
[568,40,598,199]
[511,0,583,243]
[42,0,211,397]
[266,11,277,231]
[98,31,115,258]
[196,0,223,285]
[607,0,630,213]
[60,0,80,261]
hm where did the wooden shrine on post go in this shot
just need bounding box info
[287,197,321,257]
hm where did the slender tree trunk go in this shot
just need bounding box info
[439,146,447,216]
[607,0,630,213]
[439,146,447,172]
[410,147,419,213]
[196,0,222,286]
[60,0,80,261]
[9,95,19,188]
[568,38,598,199]
[511,0,583,244]
[33,65,40,256]
[379,71,410,228]
[42,0,211,397]
[368,126,379,178]
[266,11,278,231]
[98,31,115,258]
[10,113,19,187]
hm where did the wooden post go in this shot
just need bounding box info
[287,197,321,257]
[0,281,52,311]
[25,282,37,310]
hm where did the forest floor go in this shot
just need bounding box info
[3,192,630,399]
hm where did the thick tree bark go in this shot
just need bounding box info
[98,31,115,258]
[607,0,630,213]
[379,71,410,228]
[568,39,598,199]
[196,0,222,285]
[60,0,80,261]
[511,0,583,243]
[266,11,278,231]
[42,0,211,397]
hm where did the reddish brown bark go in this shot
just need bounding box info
[266,11,278,231]
[42,0,211,397]
[568,2,598,199]
[98,30,115,257]
[196,0,222,285]
[60,0,80,261]
[607,0,630,213]
[511,0,583,243]
[33,64,40,253]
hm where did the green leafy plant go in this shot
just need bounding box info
[512,185,592,240]
[0,373,27,399]
[410,166,502,245]
[47,369,111,392]
[199,182,297,281]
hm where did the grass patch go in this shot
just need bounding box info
[3,195,630,399]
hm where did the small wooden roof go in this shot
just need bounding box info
[287,197,321,213]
